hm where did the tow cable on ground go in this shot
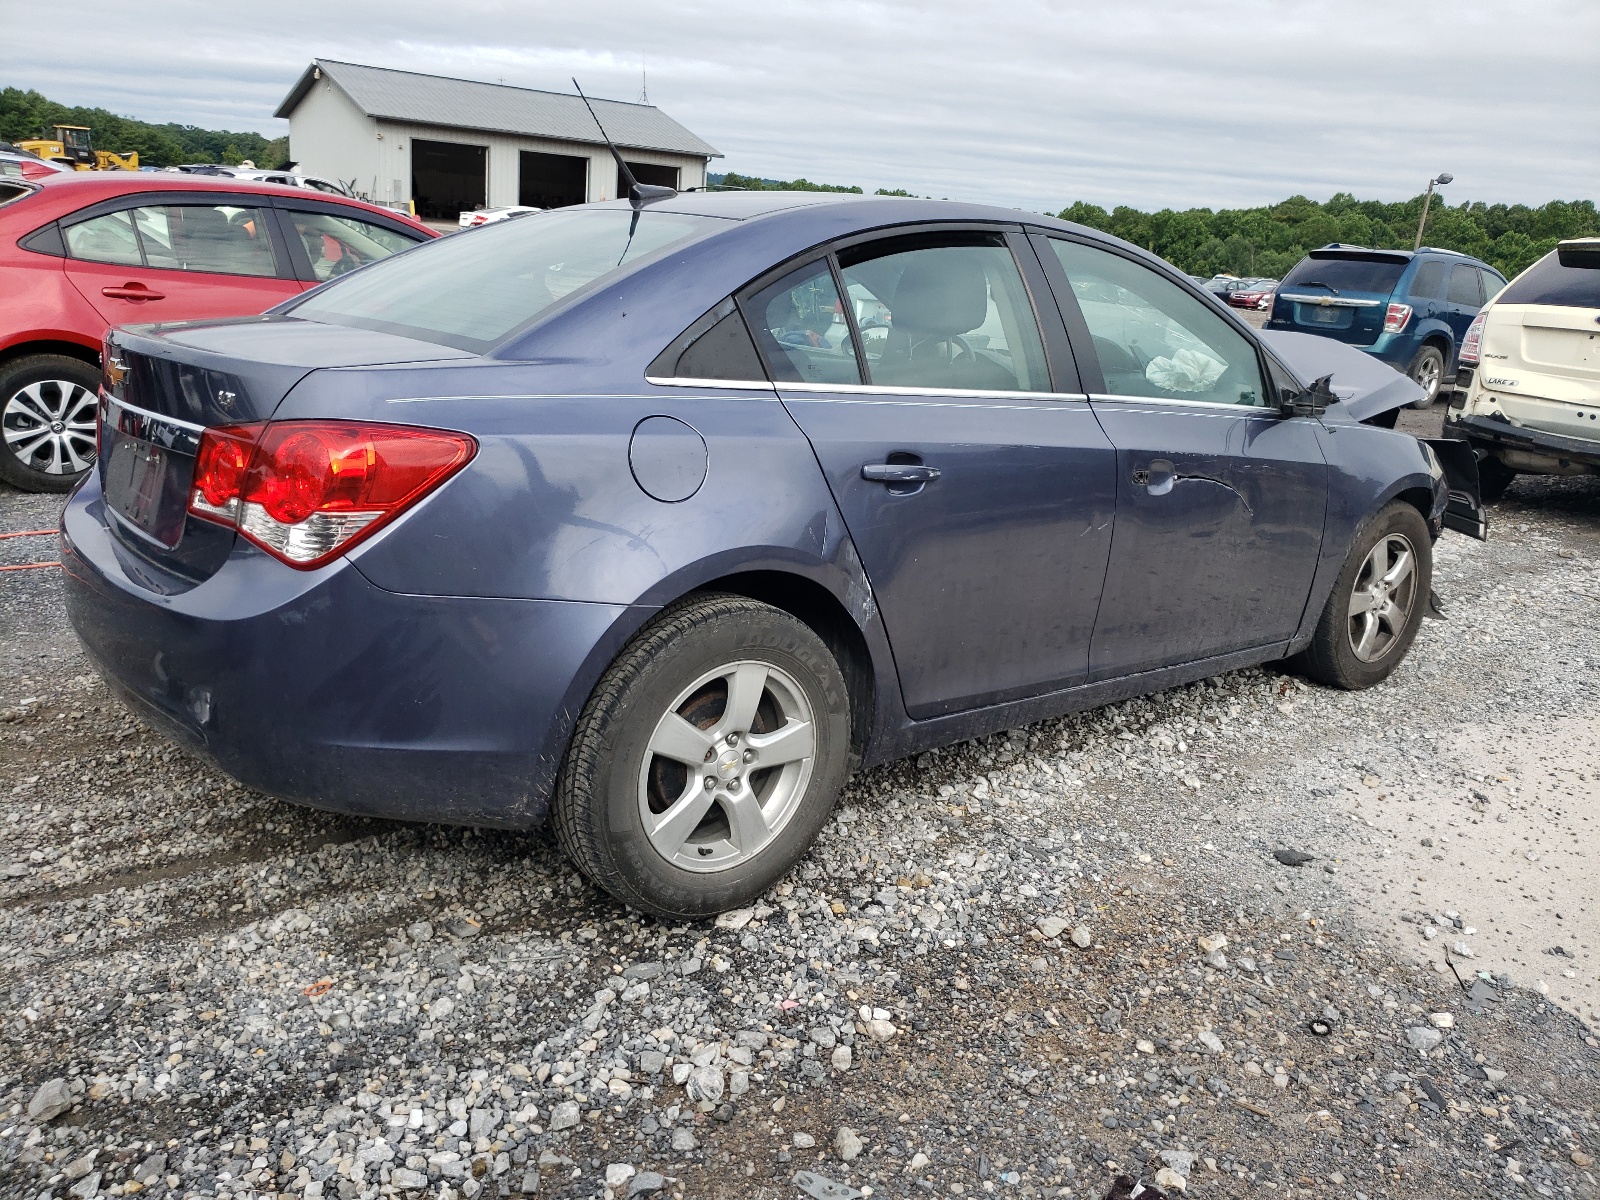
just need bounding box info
[0,529,61,570]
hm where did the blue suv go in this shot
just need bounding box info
[1266,245,1507,407]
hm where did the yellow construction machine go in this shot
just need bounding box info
[16,125,139,171]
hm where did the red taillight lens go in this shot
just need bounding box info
[188,420,476,568]
[1460,310,1487,366]
[194,426,258,509]
[1383,303,1413,333]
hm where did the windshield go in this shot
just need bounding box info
[289,207,726,352]
[1498,250,1600,309]
[1281,255,1406,296]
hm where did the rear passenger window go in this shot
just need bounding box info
[1050,238,1266,407]
[1479,269,1506,301]
[132,205,278,277]
[1408,261,1446,300]
[836,236,1049,393]
[63,211,142,266]
[747,262,862,385]
[1447,264,1483,306]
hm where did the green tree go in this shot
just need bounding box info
[1051,190,1598,280]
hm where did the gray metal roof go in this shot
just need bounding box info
[276,60,720,159]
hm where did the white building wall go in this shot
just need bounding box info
[351,118,706,208]
[286,80,380,199]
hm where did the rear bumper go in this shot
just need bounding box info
[1442,411,1600,474]
[60,475,640,828]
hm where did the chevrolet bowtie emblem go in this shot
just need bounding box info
[1318,297,1332,306]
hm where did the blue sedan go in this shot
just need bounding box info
[60,192,1483,918]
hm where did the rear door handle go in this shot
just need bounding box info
[102,284,165,301]
[862,463,941,484]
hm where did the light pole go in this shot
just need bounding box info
[1414,172,1453,250]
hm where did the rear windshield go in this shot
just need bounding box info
[289,207,726,352]
[1497,250,1600,309]
[1280,254,1406,296]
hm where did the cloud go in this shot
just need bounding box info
[6,0,1596,211]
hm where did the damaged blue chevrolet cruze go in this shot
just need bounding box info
[60,185,1486,919]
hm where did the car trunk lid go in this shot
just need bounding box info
[98,316,472,584]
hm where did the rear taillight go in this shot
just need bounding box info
[1460,310,1487,365]
[188,420,476,569]
[1383,303,1412,333]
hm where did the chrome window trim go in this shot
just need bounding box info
[643,376,777,391]
[1089,392,1275,416]
[779,380,1089,402]
[1277,294,1383,308]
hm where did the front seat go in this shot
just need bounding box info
[879,252,1018,391]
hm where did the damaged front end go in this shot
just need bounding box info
[1421,436,1489,541]
[1263,329,1488,542]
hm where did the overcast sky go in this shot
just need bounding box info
[5,0,1597,212]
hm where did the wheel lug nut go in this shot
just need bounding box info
[703,749,715,763]
[728,778,741,792]
[703,776,716,791]
[726,732,740,746]
[742,750,755,764]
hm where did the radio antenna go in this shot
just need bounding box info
[573,78,676,213]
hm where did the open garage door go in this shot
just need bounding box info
[519,151,588,209]
[624,161,680,190]
[412,139,486,220]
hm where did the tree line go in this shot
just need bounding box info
[1057,194,1598,282]
[0,88,287,169]
[3,87,1588,281]
[713,173,1594,281]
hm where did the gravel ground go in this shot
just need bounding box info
[3,446,1599,1200]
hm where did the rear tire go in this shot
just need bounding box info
[1477,456,1517,503]
[0,354,100,493]
[553,593,851,920]
[1407,345,1446,408]
[1296,501,1432,690]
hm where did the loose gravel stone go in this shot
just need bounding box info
[833,1126,863,1162]
[4,470,1600,1200]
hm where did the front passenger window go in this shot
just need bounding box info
[285,211,415,281]
[1049,239,1266,407]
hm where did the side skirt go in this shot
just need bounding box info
[864,642,1291,767]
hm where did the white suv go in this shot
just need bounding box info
[1445,238,1600,499]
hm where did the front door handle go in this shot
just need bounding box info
[862,463,941,484]
[1133,458,1176,496]
[102,283,166,301]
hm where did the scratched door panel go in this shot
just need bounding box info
[1085,399,1327,680]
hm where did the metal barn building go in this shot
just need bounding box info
[274,59,721,219]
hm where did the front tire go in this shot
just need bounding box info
[553,594,851,919]
[0,354,100,492]
[1407,344,1446,409]
[1296,501,1432,690]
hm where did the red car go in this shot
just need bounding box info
[1226,279,1279,310]
[0,172,436,491]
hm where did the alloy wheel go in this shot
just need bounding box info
[3,379,98,476]
[1412,354,1441,400]
[1347,533,1418,662]
[637,659,816,873]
